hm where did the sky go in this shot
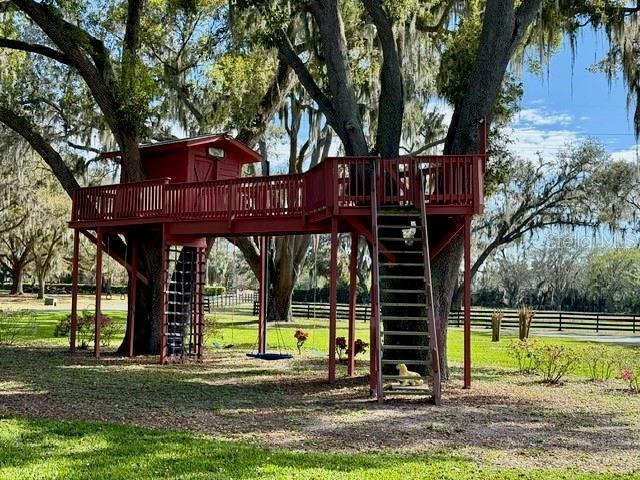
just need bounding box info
[512,28,638,162]
[264,26,639,173]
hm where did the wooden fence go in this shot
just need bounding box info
[449,308,640,333]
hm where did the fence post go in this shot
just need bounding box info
[596,313,599,333]
[558,311,562,332]
[307,304,311,319]
[634,315,636,334]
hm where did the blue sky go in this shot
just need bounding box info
[512,27,638,162]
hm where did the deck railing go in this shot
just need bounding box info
[71,155,485,224]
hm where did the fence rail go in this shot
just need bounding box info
[450,309,640,333]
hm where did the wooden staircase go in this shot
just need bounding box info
[372,167,442,404]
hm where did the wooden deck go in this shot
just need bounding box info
[70,155,485,236]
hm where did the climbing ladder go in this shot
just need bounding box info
[372,163,442,404]
[163,245,206,361]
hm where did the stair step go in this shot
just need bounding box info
[383,330,429,336]
[377,224,421,229]
[382,374,427,380]
[382,359,425,365]
[380,288,424,294]
[385,386,432,395]
[382,302,426,307]
[380,275,424,280]
[381,316,428,321]
[382,345,430,350]
[380,262,424,267]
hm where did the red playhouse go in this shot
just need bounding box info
[68,126,486,404]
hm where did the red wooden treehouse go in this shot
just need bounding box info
[69,127,486,404]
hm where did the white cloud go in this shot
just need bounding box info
[506,126,582,161]
[516,108,573,126]
[610,147,639,163]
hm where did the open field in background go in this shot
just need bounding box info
[1,296,639,478]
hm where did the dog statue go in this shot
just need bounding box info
[396,363,424,386]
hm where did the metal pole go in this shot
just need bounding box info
[328,217,338,384]
[70,229,80,353]
[463,215,472,389]
[347,232,358,376]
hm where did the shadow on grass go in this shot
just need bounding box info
[0,416,597,480]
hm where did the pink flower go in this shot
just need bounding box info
[621,369,633,382]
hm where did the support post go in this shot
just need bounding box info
[70,229,79,353]
[463,215,472,389]
[94,228,103,358]
[369,257,378,394]
[258,237,267,355]
[328,217,338,384]
[127,237,137,358]
[196,247,205,359]
[160,229,167,364]
[347,232,358,376]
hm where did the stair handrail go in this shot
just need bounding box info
[418,165,442,405]
[370,157,384,403]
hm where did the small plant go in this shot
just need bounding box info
[535,344,576,384]
[618,354,640,393]
[0,310,37,345]
[294,330,309,354]
[582,345,616,381]
[518,304,535,340]
[491,309,503,342]
[203,315,220,347]
[335,336,347,361]
[349,338,369,357]
[508,339,539,373]
[54,311,115,349]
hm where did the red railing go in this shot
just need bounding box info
[71,155,485,225]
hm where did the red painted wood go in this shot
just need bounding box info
[70,229,79,353]
[463,215,472,389]
[328,217,338,384]
[94,228,103,358]
[258,237,266,355]
[128,238,137,358]
[347,232,358,377]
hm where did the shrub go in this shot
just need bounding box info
[582,345,617,381]
[294,330,309,354]
[491,309,503,342]
[54,311,117,349]
[335,336,347,361]
[203,315,220,347]
[508,339,540,373]
[535,344,577,384]
[349,338,369,357]
[618,354,640,393]
[518,304,535,340]
[204,285,226,296]
[0,310,37,345]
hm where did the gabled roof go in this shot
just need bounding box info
[102,134,261,163]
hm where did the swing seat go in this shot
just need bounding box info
[246,352,293,361]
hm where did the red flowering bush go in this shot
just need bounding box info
[619,355,640,393]
[350,339,369,357]
[294,330,309,354]
[335,336,347,360]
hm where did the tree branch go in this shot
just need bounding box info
[415,0,457,33]
[0,106,79,197]
[0,37,71,64]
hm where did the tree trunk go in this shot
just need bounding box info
[117,231,164,355]
[10,266,24,295]
[37,274,45,299]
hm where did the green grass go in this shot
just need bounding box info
[0,417,635,480]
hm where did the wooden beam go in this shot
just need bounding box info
[127,238,137,358]
[328,217,338,384]
[80,229,149,285]
[258,236,267,355]
[94,228,103,358]
[70,229,79,353]
[429,218,464,260]
[463,215,472,389]
[347,232,358,377]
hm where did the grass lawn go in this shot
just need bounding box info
[1,301,639,479]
